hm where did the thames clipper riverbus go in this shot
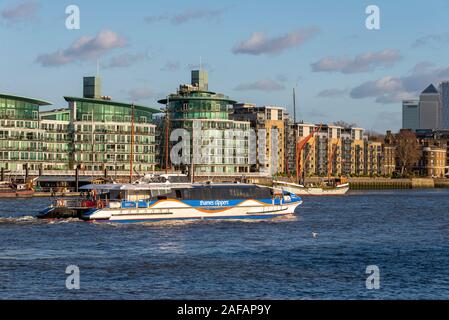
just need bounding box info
[40,183,303,223]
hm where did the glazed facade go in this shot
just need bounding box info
[0,92,158,176]
[0,94,50,172]
[66,97,158,173]
[158,72,251,175]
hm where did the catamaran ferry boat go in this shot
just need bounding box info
[70,183,302,223]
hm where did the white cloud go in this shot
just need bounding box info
[145,7,228,25]
[232,28,319,56]
[234,79,285,92]
[311,50,401,74]
[0,0,39,25]
[36,30,127,67]
[350,63,449,104]
[317,88,349,98]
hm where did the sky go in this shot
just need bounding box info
[1,0,449,133]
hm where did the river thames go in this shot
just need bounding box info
[1,189,449,299]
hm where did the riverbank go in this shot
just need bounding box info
[33,192,81,198]
[275,177,449,190]
[347,178,449,190]
[1,178,448,199]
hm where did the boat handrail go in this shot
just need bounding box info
[52,198,110,208]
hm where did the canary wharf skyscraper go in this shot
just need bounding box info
[439,81,449,130]
[419,84,440,130]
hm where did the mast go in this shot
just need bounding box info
[190,122,195,184]
[130,103,135,183]
[91,109,94,178]
[165,96,170,174]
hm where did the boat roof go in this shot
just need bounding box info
[80,183,192,191]
[80,183,268,191]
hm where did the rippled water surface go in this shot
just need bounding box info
[1,189,449,299]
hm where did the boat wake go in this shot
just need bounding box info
[0,216,81,225]
[94,214,299,229]
[0,216,39,225]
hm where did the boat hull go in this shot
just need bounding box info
[274,182,350,196]
[0,190,34,198]
[82,199,302,223]
[37,207,91,219]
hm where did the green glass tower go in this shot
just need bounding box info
[158,70,251,175]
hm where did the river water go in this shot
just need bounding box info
[1,189,448,299]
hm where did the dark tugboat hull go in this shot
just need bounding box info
[0,190,34,198]
[37,207,90,219]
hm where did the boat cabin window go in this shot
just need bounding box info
[165,186,274,200]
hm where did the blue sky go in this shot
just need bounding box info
[1,0,449,132]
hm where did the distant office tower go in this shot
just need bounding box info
[419,84,440,130]
[439,81,449,129]
[402,100,420,131]
[191,70,208,91]
[83,76,102,99]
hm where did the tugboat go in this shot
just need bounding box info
[274,123,349,196]
[273,178,349,196]
[0,181,34,198]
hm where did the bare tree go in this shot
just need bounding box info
[395,130,420,176]
[333,121,357,128]
[365,130,385,141]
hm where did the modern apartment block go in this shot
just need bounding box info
[382,131,396,176]
[39,108,71,170]
[295,123,317,177]
[158,70,251,176]
[365,140,383,176]
[0,94,51,172]
[294,123,367,177]
[65,77,159,174]
[231,104,287,175]
[1,77,159,177]
[284,116,296,175]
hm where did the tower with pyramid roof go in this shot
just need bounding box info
[419,84,440,130]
